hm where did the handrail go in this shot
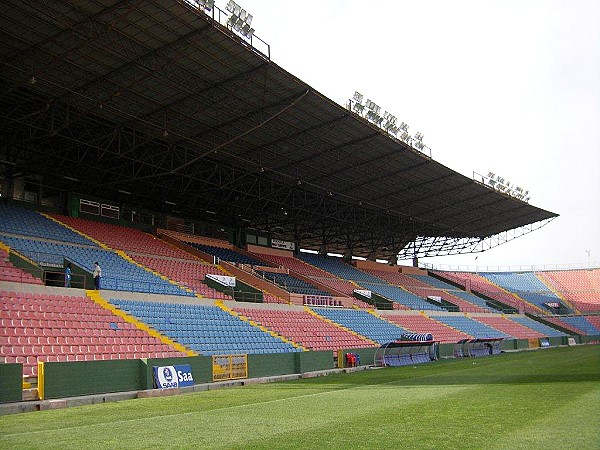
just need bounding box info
[420,261,600,273]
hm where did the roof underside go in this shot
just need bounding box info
[0,0,557,260]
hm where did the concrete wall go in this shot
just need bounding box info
[354,260,398,273]
[247,245,293,258]
[221,261,291,302]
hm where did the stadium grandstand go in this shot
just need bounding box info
[0,0,598,406]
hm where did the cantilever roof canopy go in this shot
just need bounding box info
[0,0,557,260]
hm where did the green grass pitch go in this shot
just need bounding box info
[1,345,599,449]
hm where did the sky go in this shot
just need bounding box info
[215,0,600,270]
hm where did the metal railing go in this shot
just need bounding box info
[419,261,600,273]
[43,269,87,289]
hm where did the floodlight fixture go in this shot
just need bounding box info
[365,100,381,115]
[487,172,495,179]
[383,112,397,131]
[353,102,365,114]
[240,11,252,24]
[226,1,254,39]
[414,132,424,142]
[241,23,254,38]
[414,140,426,150]
[353,91,363,103]
[385,123,399,135]
[226,0,238,13]
[366,110,382,124]
[197,0,215,10]
[399,122,409,132]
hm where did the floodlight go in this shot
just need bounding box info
[198,0,215,10]
[400,131,410,142]
[487,172,495,178]
[386,124,399,135]
[353,103,365,114]
[414,132,424,142]
[231,15,243,31]
[226,0,237,12]
[353,91,363,103]
[383,112,397,129]
[399,122,409,132]
[227,14,236,27]
[241,23,254,38]
[226,1,255,40]
[487,179,497,187]
[384,117,397,129]
[366,110,382,124]
[365,99,381,115]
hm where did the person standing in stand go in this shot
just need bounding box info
[93,261,102,289]
[64,262,72,288]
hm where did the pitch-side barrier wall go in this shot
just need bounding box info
[0,363,22,403]
[4,337,598,403]
[34,350,336,400]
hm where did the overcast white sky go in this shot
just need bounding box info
[219,0,600,270]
